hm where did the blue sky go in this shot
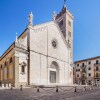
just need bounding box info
[0,0,100,61]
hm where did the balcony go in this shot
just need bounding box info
[94,62,100,66]
[94,76,100,79]
[81,68,86,73]
[94,69,100,72]
[81,76,87,79]
[82,70,86,73]
[80,65,86,69]
[76,69,80,72]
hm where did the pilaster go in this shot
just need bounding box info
[14,52,19,87]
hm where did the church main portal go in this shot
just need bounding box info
[49,61,59,84]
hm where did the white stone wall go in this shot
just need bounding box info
[18,32,28,48]
[30,26,47,55]
[48,24,69,61]
[19,52,28,83]
[30,51,48,85]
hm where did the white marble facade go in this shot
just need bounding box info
[29,22,73,85]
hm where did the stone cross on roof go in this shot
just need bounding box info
[28,12,33,25]
[52,11,56,21]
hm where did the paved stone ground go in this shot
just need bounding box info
[0,86,100,100]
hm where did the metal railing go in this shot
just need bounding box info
[0,84,100,95]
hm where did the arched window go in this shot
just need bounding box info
[20,62,26,74]
[1,65,2,69]
[21,65,25,73]
[5,62,7,66]
[10,57,13,63]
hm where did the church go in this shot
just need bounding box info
[0,3,74,87]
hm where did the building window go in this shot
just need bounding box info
[68,39,71,47]
[20,62,27,74]
[96,73,99,77]
[77,74,79,77]
[76,69,80,72]
[68,20,71,27]
[5,62,7,66]
[88,61,91,64]
[82,63,84,67]
[97,80,99,82]
[68,31,71,37]
[88,73,91,76]
[96,66,99,71]
[77,64,79,67]
[96,60,99,64]
[82,68,86,73]
[21,65,25,73]
[1,65,2,69]
[88,67,91,70]
[10,57,13,63]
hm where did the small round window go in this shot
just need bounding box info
[52,39,57,48]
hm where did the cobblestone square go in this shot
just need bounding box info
[0,86,100,100]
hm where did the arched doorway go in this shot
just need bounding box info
[49,61,59,83]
